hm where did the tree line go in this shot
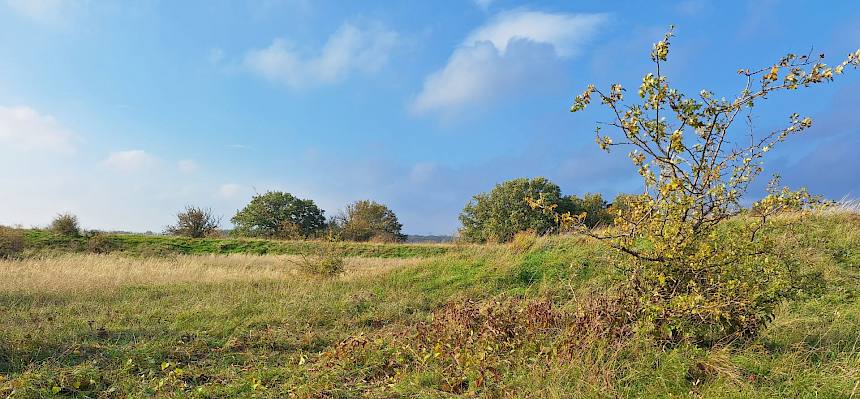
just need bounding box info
[164,179,626,245]
[167,192,406,243]
[458,177,636,244]
[1,180,628,246]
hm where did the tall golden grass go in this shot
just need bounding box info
[0,254,422,294]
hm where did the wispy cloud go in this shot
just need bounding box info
[411,10,609,118]
[178,159,199,174]
[4,0,84,25]
[208,48,225,66]
[217,183,244,200]
[102,150,155,172]
[472,0,493,10]
[244,21,399,88]
[463,10,609,57]
[409,162,437,183]
[676,0,708,16]
[0,105,76,154]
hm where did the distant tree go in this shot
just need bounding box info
[231,191,326,239]
[607,193,640,220]
[50,213,80,236]
[561,193,614,228]
[459,177,564,243]
[333,200,406,242]
[165,206,221,238]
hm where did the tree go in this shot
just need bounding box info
[231,191,326,239]
[459,177,564,243]
[561,193,614,228]
[51,213,80,236]
[165,206,221,238]
[333,200,406,242]
[538,28,860,343]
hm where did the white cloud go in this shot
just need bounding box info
[178,159,199,174]
[411,10,608,117]
[218,183,244,199]
[4,0,82,24]
[676,0,708,16]
[103,150,155,172]
[410,162,437,182]
[0,105,76,154]
[208,48,225,65]
[464,10,608,57]
[472,0,493,10]
[244,22,398,88]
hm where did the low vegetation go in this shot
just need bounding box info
[20,229,452,258]
[1,213,858,397]
[165,206,221,238]
[50,213,80,237]
[0,227,24,259]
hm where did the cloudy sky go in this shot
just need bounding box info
[1,0,858,234]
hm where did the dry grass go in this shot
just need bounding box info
[0,254,423,294]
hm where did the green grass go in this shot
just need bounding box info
[2,214,860,397]
[22,230,453,258]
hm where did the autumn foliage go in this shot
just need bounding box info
[538,28,860,343]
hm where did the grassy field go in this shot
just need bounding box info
[1,214,860,397]
[21,230,453,258]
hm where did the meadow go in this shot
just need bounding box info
[0,212,858,398]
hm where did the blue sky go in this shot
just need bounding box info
[1,0,858,234]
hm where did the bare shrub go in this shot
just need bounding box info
[0,227,25,259]
[87,232,117,254]
[50,213,80,236]
[165,206,221,238]
[290,244,345,277]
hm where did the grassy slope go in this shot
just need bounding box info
[1,215,858,398]
[22,230,452,258]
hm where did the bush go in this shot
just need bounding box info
[50,213,80,236]
[292,244,345,277]
[165,206,221,238]
[86,233,117,254]
[331,200,406,242]
[0,227,25,259]
[556,29,860,344]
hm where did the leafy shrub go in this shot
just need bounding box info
[165,206,221,238]
[331,200,406,242]
[292,244,345,277]
[232,191,326,239]
[550,28,860,344]
[509,230,538,253]
[0,227,25,259]
[50,213,80,236]
[86,233,117,254]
